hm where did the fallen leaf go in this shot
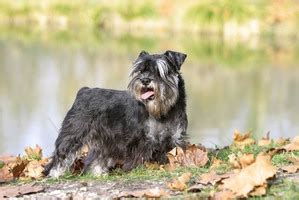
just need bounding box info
[258,132,272,146]
[166,145,208,170]
[145,162,160,170]
[0,155,16,182]
[210,157,222,170]
[0,165,13,182]
[288,155,299,164]
[281,136,299,151]
[280,165,299,173]
[24,145,42,160]
[117,188,169,198]
[24,160,44,179]
[167,172,192,191]
[187,184,205,193]
[275,137,290,146]
[233,130,255,148]
[8,156,29,178]
[228,154,241,169]
[239,154,255,168]
[212,190,235,200]
[0,155,16,164]
[0,183,44,198]
[221,153,277,197]
[198,171,233,186]
[249,183,267,196]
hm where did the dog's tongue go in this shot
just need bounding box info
[141,91,154,100]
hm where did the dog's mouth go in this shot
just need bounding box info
[141,87,155,101]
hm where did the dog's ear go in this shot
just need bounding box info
[164,50,187,70]
[138,50,149,58]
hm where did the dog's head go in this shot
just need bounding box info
[128,50,187,118]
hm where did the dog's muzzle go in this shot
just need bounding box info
[141,86,155,101]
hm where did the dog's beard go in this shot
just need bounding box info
[128,75,179,118]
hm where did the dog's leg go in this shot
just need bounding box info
[45,112,90,178]
[84,153,108,176]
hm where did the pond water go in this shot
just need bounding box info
[1,28,299,156]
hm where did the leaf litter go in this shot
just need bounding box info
[0,133,298,199]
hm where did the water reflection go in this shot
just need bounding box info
[0,28,299,155]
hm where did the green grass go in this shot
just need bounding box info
[0,160,5,169]
[257,179,299,199]
[38,166,209,185]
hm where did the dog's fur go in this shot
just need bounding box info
[45,50,188,177]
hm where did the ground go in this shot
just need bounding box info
[1,133,299,199]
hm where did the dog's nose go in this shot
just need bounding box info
[141,78,151,85]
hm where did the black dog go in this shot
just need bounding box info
[45,50,188,177]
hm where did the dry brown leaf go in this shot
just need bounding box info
[8,156,29,178]
[288,155,299,164]
[282,136,299,151]
[0,155,17,182]
[117,188,169,198]
[249,183,267,196]
[212,190,235,200]
[0,183,44,198]
[222,153,277,197]
[233,130,255,148]
[280,165,299,173]
[258,132,272,146]
[0,165,13,182]
[198,171,233,186]
[0,155,16,164]
[275,137,290,146]
[24,145,42,160]
[187,184,205,193]
[167,172,192,191]
[228,154,241,169]
[239,154,255,168]
[24,160,44,179]
[167,145,208,170]
[210,157,222,170]
[145,162,160,170]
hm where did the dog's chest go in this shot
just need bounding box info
[146,117,180,143]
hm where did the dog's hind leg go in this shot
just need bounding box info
[45,112,90,178]
[82,129,115,176]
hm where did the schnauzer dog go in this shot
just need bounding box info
[45,50,188,177]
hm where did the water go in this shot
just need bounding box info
[1,28,299,156]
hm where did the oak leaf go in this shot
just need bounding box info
[258,132,271,146]
[233,130,255,148]
[8,156,28,178]
[210,157,222,170]
[280,165,299,173]
[24,160,44,179]
[0,155,16,182]
[212,190,235,200]
[275,137,290,146]
[24,145,42,160]
[167,172,192,191]
[222,153,277,197]
[198,170,233,186]
[166,145,208,170]
[281,135,299,151]
[249,183,267,196]
[239,154,255,168]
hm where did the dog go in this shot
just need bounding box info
[44,50,188,177]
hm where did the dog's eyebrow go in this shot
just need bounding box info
[156,59,168,79]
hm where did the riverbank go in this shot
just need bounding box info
[1,134,299,199]
[1,0,299,38]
